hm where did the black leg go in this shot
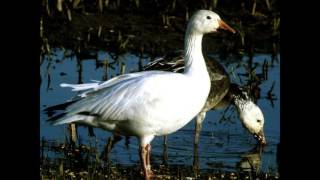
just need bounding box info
[103,133,122,161]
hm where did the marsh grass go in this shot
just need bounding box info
[40,137,280,179]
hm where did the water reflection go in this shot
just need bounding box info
[40,48,279,176]
[236,145,263,174]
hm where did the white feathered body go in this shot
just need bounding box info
[55,70,210,138]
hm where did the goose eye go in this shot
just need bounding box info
[206,16,211,20]
[257,120,261,123]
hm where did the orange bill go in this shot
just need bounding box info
[218,20,236,34]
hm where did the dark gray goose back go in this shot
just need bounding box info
[143,51,230,112]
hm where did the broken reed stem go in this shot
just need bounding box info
[73,0,81,8]
[57,0,63,12]
[46,0,51,16]
[265,0,271,10]
[213,0,218,8]
[69,123,77,143]
[263,59,269,80]
[67,8,72,21]
[98,0,103,13]
[98,25,102,37]
[120,62,126,75]
[103,58,109,81]
[251,0,256,16]
[59,159,64,176]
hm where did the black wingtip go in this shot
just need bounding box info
[46,112,67,124]
[43,99,81,124]
[43,99,79,112]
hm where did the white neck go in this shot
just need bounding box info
[183,31,208,77]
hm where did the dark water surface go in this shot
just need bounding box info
[40,48,280,176]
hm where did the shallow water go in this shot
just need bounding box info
[40,48,280,175]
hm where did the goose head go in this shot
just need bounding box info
[230,85,266,145]
[187,10,236,34]
[239,99,266,145]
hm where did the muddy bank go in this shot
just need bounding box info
[40,137,280,179]
[41,0,280,58]
[41,164,280,179]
